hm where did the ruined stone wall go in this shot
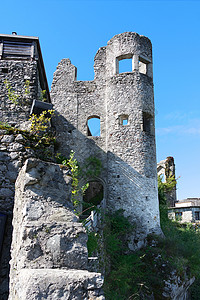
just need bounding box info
[157,156,177,207]
[0,131,36,299]
[9,158,104,300]
[0,128,104,300]
[51,32,161,249]
[0,34,105,300]
[50,58,107,161]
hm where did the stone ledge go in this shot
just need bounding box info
[10,269,104,300]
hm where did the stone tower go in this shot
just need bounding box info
[0,33,50,127]
[51,32,162,249]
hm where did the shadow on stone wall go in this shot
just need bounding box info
[53,114,162,250]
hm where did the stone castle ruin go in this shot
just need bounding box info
[51,32,161,244]
[157,156,177,207]
[0,32,161,299]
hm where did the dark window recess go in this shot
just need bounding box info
[1,68,9,73]
[175,212,182,221]
[195,211,200,220]
[143,112,153,134]
[82,181,103,218]
[87,116,100,136]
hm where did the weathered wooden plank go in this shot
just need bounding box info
[3,41,32,46]
[3,44,31,55]
[3,42,32,56]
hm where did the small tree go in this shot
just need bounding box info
[29,110,54,135]
[158,175,177,205]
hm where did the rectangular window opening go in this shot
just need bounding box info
[195,211,200,221]
[119,114,129,126]
[143,112,153,134]
[175,212,182,221]
[1,68,9,73]
[119,58,132,74]
[122,119,128,125]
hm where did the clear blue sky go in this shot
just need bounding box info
[1,0,200,200]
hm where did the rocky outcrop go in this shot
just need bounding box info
[162,272,195,300]
[9,158,104,299]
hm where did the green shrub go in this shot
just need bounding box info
[87,232,99,257]
[103,200,200,299]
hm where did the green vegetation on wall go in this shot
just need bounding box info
[56,152,102,210]
[4,79,30,106]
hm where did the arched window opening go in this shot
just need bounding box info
[87,116,100,136]
[82,181,104,218]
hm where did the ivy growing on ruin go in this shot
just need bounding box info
[56,151,102,210]
[4,79,30,106]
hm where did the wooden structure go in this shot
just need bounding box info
[0,32,50,103]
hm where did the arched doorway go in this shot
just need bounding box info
[87,116,100,136]
[82,181,104,218]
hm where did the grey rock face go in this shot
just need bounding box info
[9,158,87,270]
[162,273,195,300]
[11,269,104,300]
